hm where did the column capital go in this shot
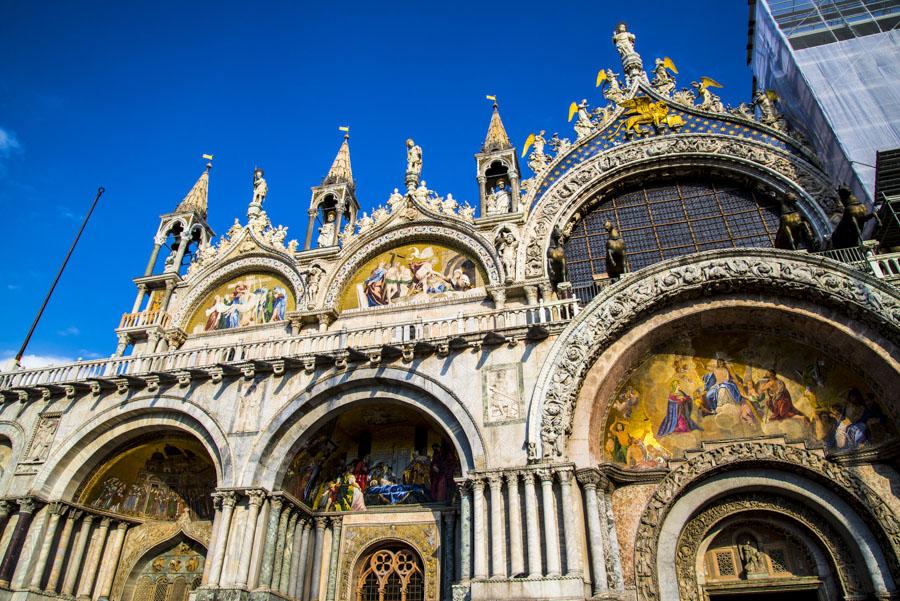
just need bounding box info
[82,513,96,525]
[454,477,473,492]
[270,495,284,511]
[556,467,575,483]
[0,500,11,516]
[48,502,69,517]
[505,470,521,484]
[535,468,554,483]
[329,516,343,529]
[99,517,112,528]
[314,517,328,529]
[520,470,536,484]
[69,509,84,521]
[575,468,602,489]
[136,282,148,293]
[214,491,238,508]
[17,497,37,514]
[115,520,129,531]
[246,489,267,507]
[486,473,504,489]
[472,477,486,492]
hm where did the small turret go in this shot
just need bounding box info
[475,98,522,218]
[305,130,360,249]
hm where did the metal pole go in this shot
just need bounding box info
[15,186,105,366]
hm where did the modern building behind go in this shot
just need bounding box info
[749,0,900,205]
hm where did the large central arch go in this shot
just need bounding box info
[243,367,487,489]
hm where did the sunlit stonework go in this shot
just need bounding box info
[0,21,898,601]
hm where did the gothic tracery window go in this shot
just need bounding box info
[356,547,425,601]
[128,541,205,601]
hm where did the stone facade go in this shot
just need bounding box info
[0,22,898,601]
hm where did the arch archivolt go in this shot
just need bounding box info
[111,515,211,601]
[321,222,503,312]
[633,443,900,601]
[516,133,838,282]
[674,493,863,600]
[31,395,233,499]
[526,248,900,460]
[171,253,306,330]
[0,420,26,489]
[242,367,487,489]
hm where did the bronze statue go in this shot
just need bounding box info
[605,220,628,280]
[775,193,814,250]
[547,226,568,288]
[831,185,874,249]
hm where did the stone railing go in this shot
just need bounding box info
[118,309,171,330]
[870,251,900,282]
[0,299,579,392]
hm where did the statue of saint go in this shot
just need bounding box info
[387,187,405,212]
[250,168,267,214]
[406,138,422,177]
[496,230,518,282]
[317,212,336,247]
[574,99,594,140]
[612,22,636,61]
[488,180,511,214]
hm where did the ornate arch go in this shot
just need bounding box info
[526,248,900,459]
[321,222,503,312]
[674,493,864,600]
[0,420,25,492]
[31,396,233,499]
[516,133,837,281]
[170,253,306,330]
[340,531,438,601]
[241,367,487,488]
[632,441,900,601]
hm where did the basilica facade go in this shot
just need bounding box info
[0,24,898,601]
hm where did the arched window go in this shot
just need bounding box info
[127,541,205,601]
[564,179,781,294]
[356,546,425,601]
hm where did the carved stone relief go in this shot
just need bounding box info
[15,414,61,474]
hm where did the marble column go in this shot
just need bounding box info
[557,469,582,576]
[296,520,312,599]
[441,512,456,600]
[258,496,283,589]
[202,496,223,585]
[538,469,561,577]
[95,521,128,599]
[308,517,327,601]
[0,500,12,538]
[76,516,110,600]
[208,492,237,587]
[131,283,148,313]
[289,518,308,598]
[601,489,625,592]
[521,472,542,578]
[458,480,472,582]
[30,502,66,590]
[472,479,488,580]
[236,491,265,588]
[325,517,343,601]
[304,210,316,250]
[61,515,94,597]
[577,471,608,595]
[145,240,163,276]
[487,474,506,579]
[0,499,36,588]
[505,471,525,577]
[279,511,298,594]
[46,509,81,593]
[271,507,291,588]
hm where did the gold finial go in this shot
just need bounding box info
[202,153,213,170]
[486,94,498,109]
[339,125,350,139]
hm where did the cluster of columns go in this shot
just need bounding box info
[0,498,132,599]
[204,490,343,601]
[457,465,623,595]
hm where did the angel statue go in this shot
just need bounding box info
[652,57,678,96]
[597,69,626,104]
[249,167,268,216]
[570,99,595,140]
[522,130,549,174]
[753,90,787,130]
[549,133,571,155]
[692,77,725,113]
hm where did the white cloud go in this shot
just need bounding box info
[6,284,19,291]
[57,326,80,337]
[0,128,21,158]
[0,353,75,370]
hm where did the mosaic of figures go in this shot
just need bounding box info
[283,408,460,512]
[187,272,294,334]
[602,332,895,469]
[79,437,216,521]
[340,243,485,310]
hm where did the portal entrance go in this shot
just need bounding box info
[355,545,425,601]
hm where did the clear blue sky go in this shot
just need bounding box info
[0,1,750,366]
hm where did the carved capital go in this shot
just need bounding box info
[48,502,68,517]
[575,469,602,490]
[216,491,237,508]
[486,474,504,490]
[555,467,575,484]
[245,489,266,507]
[314,517,328,529]
[535,468,553,483]
[17,498,36,514]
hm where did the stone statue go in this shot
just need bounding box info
[387,187,405,212]
[357,211,374,233]
[737,534,766,577]
[459,201,475,222]
[753,90,787,130]
[496,229,518,282]
[406,138,423,190]
[487,180,511,215]
[775,193,814,251]
[414,180,430,205]
[441,192,458,215]
[832,185,875,249]
[547,225,568,288]
[604,220,628,280]
[304,264,324,308]
[549,132,571,155]
[652,58,676,96]
[317,212,336,247]
[693,78,725,113]
[603,70,626,103]
[250,168,268,215]
[527,130,549,174]
[27,418,57,462]
[226,218,243,239]
[574,99,595,140]
[612,23,644,83]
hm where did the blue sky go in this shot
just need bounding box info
[0,1,750,366]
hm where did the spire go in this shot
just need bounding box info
[175,161,211,219]
[323,133,354,185]
[482,100,512,153]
